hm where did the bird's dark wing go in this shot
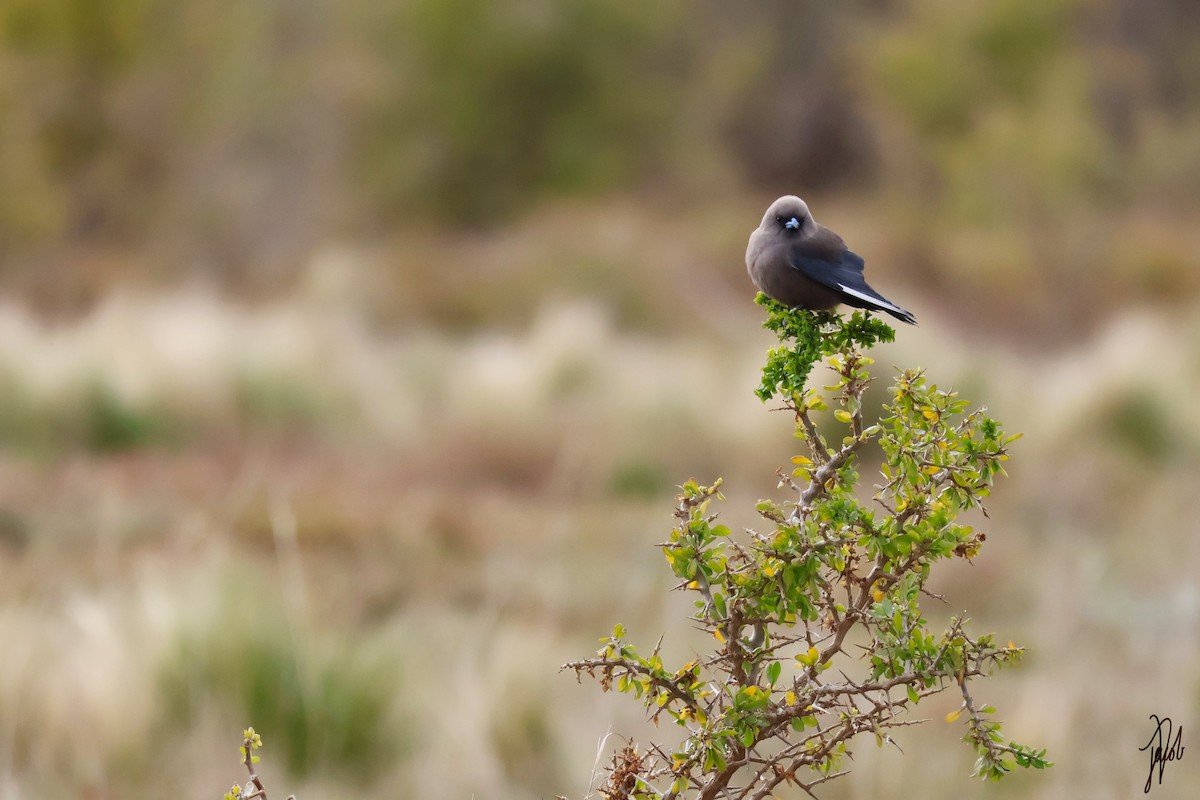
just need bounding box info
[788,234,916,325]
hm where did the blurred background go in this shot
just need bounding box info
[0,0,1197,797]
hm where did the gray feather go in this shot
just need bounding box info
[746,195,916,325]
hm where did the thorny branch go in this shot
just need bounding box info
[564,306,1046,799]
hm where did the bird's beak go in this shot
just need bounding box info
[784,217,801,230]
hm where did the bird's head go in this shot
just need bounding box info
[761,195,812,236]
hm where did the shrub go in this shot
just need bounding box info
[564,296,1049,798]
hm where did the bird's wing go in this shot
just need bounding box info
[788,237,916,325]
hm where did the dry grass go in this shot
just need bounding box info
[0,286,1197,799]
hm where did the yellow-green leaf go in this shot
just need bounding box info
[796,646,819,667]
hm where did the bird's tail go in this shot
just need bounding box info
[885,306,918,326]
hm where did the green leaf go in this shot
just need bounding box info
[712,591,727,619]
[767,660,782,686]
[566,294,1045,794]
[796,646,820,667]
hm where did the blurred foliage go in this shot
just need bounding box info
[84,383,182,452]
[357,0,689,221]
[0,371,345,456]
[0,0,1196,325]
[864,0,1116,229]
[869,0,1071,139]
[609,458,673,501]
[0,271,1197,797]
[1094,389,1175,461]
[0,377,188,455]
[858,0,1200,329]
[233,370,342,434]
[159,581,405,782]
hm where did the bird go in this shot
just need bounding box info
[746,195,916,325]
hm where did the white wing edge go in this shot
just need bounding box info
[837,283,903,314]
